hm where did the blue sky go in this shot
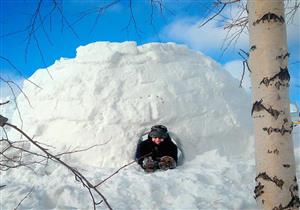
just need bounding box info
[0,0,299,105]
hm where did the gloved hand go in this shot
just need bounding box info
[158,156,176,170]
[142,157,158,172]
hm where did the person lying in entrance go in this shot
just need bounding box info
[135,125,178,172]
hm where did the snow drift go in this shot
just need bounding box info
[10,41,252,168]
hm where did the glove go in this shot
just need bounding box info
[142,157,158,172]
[158,156,176,170]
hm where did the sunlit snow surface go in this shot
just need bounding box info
[1,42,299,210]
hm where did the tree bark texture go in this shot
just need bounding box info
[248,0,299,209]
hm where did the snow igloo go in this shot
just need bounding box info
[11,42,253,168]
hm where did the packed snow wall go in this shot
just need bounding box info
[10,42,253,167]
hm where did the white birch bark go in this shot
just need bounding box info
[248,0,299,209]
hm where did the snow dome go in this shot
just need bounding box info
[11,42,253,168]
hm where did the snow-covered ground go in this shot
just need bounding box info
[1,42,299,209]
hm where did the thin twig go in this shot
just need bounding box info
[0,100,10,106]
[238,48,252,88]
[240,61,246,88]
[14,187,34,210]
[199,2,227,27]
[0,56,41,89]
[94,152,152,188]
[55,141,111,157]
[89,0,121,34]
[33,34,53,79]
[122,0,143,40]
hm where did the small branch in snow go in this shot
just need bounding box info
[0,100,10,106]
[94,159,137,187]
[94,152,152,188]
[55,141,111,157]
[14,187,34,210]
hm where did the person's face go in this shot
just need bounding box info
[152,137,164,145]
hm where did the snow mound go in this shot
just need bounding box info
[11,41,252,168]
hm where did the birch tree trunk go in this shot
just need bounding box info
[248,0,299,209]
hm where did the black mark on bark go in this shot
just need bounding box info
[277,67,290,81]
[260,67,290,89]
[254,182,264,199]
[250,45,256,51]
[276,52,290,60]
[255,172,284,189]
[268,149,279,155]
[251,99,282,119]
[253,114,265,119]
[263,118,293,135]
[253,12,285,26]
[273,176,285,189]
[274,81,289,90]
[283,164,290,168]
[273,180,300,210]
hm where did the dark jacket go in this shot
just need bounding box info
[135,135,178,166]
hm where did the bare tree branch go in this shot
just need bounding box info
[148,0,176,42]
[285,0,300,23]
[38,11,54,46]
[0,27,30,38]
[89,0,121,34]
[199,2,227,27]
[221,22,247,52]
[1,0,78,81]
[33,34,53,80]
[122,0,143,39]
[237,48,252,87]
[0,76,30,129]
[24,0,43,63]
[0,56,41,89]
[52,0,79,39]
[2,121,113,210]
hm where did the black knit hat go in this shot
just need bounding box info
[151,125,168,133]
[149,130,168,139]
[149,125,168,139]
